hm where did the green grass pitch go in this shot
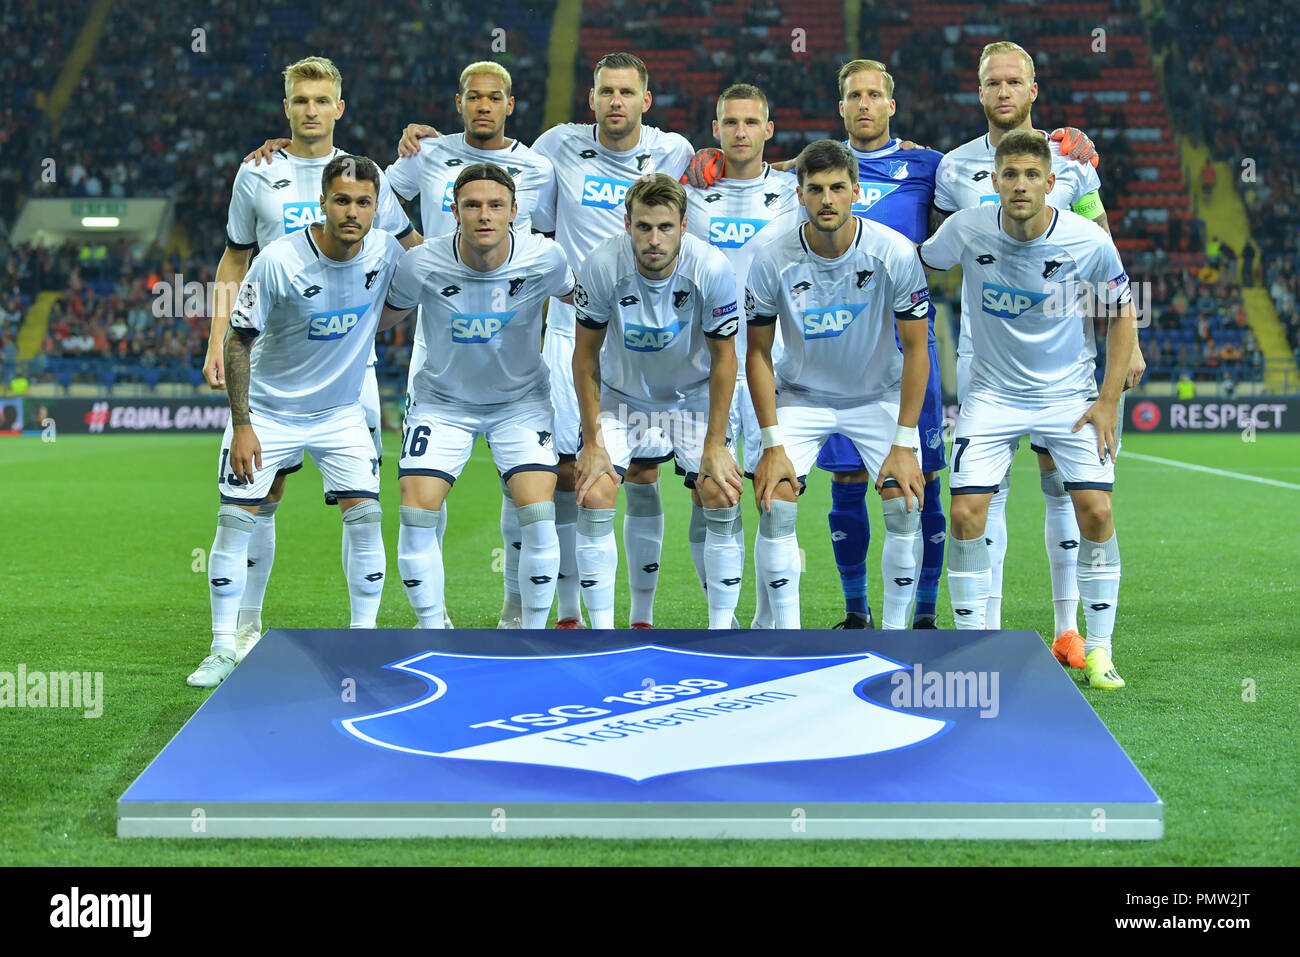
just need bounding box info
[1,430,1296,865]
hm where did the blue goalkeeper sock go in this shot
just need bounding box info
[829,480,870,616]
[916,476,945,621]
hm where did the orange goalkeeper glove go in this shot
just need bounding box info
[1050,127,1099,168]
[681,148,725,189]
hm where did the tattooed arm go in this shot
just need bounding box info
[225,326,261,482]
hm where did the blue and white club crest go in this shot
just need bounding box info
[338,645,949,782]
[888,160,910,180]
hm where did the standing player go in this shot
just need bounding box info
[531,53,695,629]
[188,155,403,687]
[384,62,556,629]
[212,57,419,659]
[684,83,801,628]
[379,163,576,629]
[747,141,930,630]
[933,40,1143,655]
[812,60,949,630]
[572,174,744,630]
[922,130,1134,688]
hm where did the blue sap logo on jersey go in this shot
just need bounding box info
[708,217,767,248]
[852,182,900,213]
[582,176,633,209]
[307,307,365,340]
[802,304,866,339]
[981,283,1049,319]
[979,194,999,206]
[334,645,948,782]
[283,202,323,233]
[441,180,456,212]
[451,311,518,343]
[625,318,688,352]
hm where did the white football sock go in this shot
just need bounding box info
[500,478,522,618]
[238,501,276,632]
[754,500,801,629]
[703,504,743,629]
[880,495,921,630]
[623,481,663,626]
[947,533,990,630]
[1041,468,1081,637]
[209,505,255,655]
[554,488,582,622]
[1079,533,1121,656]
[342,500,385,628]
[398,504,444,629]
[516,502,560,629]
[985,476,1009,629]
[688,502,708,591]
[575,506,617,629]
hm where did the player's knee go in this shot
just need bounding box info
[1072,493,1112,535]
[948,495,985,537]
[770,478,799,503]
[625,463,659,484]
[696,480,733,510]
[582,474,619,511]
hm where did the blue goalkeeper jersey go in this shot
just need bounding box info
[847,137,942,345]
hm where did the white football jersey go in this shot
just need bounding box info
[746,218,931,407]
[229,226,404,415]
[384,133,556,238]
[920,204,1131,405]
[685,164,801,361]
[386,229,575,406]
[225,147,413,249]
[934,130,1106,368]
[574,232,737,408]
[933,130,1102,214]
[532,123,694,336]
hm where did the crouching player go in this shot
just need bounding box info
[747,140,930,630]
[189,155,403,687]
[379,163,577,628]
[572,173,744,630]
[921,130,1134,688]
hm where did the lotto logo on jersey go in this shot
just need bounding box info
[283,202,324,233]
[708,217,767,248]
[451,311,518,343]
[851,182,900,213]
[441,180,456,211]
[801,304,866,340]
[582,176,633,209]
[981,282,1049,320]
[625,319,688,352]
[307,307,365,340]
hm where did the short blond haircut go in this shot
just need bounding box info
[839,59,894,98]
[460,61,513,97]
[284,56,342,101]
[977,41,1035,85]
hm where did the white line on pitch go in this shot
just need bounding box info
[1123,452,1300,490]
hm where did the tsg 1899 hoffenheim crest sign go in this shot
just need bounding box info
[337,645,949,782]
